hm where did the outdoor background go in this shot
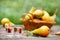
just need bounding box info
[0,0,60,25]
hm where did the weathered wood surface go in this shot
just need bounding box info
[0,25,60,40]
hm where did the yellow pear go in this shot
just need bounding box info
[29,7,36,14]
[50,9,58,22]
[1,18,10,27]
[32,25,50,37]
[42,10,50,22]
[50,13,56,22]
[32,9,44,18]
[25,14,33,21]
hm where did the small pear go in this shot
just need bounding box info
[1,18,10,27]
[32,9,44,18]
[29,7,36,14]
[42,10,50,22]
[50,9,58,22]
[25,15,30,21]
[50,14,56,22]
[25,14,33,21]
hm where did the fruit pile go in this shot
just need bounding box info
[24,7,57,22]
[21,7,57,37]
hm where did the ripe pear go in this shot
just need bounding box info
[25,14,33,21]
[29,7,36,14]
[32,9,44,18]
[50,13,56,22]
[42,10,50,22]
[50,9,58,22]
[1,18,10,27]
[32,25,50,37]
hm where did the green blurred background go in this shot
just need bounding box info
[0,0,60,25]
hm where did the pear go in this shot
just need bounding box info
[32,25,50,37]
[50,13,56,22]
[50,9,58,22]
[25,15,30,21]
[1,18,10,24]
[42,10,50,22]
[25,14,33,21]
[1,18,10,27]
[29,7,36,14]
[32,9,44,18]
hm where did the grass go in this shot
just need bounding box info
[0,0,60,25]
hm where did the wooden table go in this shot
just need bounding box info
[0,25,60,40]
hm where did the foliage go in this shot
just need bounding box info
[0,0,60,24]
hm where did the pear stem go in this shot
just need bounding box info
[54,9,58,15]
